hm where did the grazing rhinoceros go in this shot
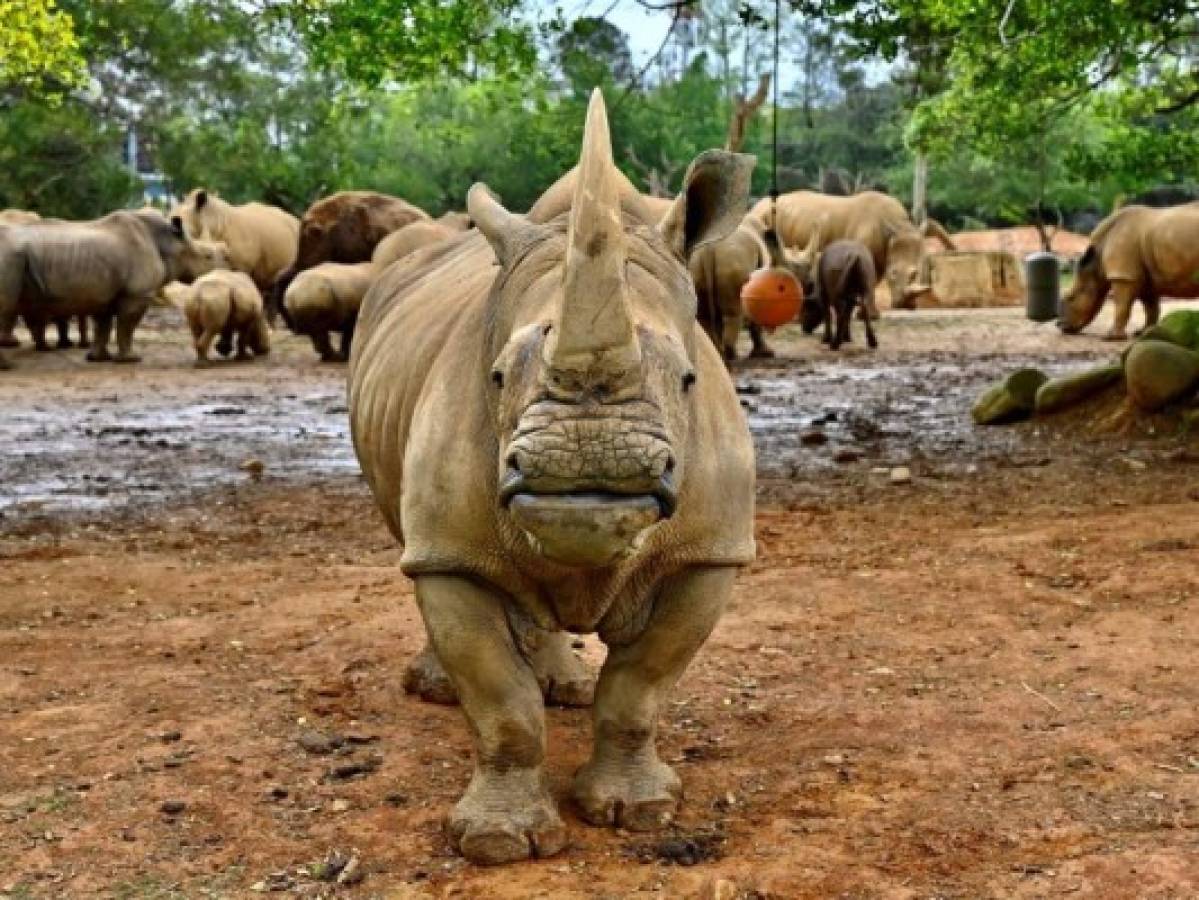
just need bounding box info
[348,90,756,865]
[0,210,228,365]
[1059,203,1199,341]
[173,189,300,293]
[813,239,879,350]
[749,190,956,311]
[283,262,374,362]
[164,270,270,366]
[271,191,428,321]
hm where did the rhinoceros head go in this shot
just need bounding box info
[467,89,753,569]
[1058,245,1107,333]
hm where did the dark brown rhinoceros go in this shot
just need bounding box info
[348,90,756,865]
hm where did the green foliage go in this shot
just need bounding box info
[0,0,85,91]
[0,100,139,217]
[284,0,540,86]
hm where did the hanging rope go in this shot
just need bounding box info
[770,0,781,225]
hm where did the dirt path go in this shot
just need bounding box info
[1,304,1197,898]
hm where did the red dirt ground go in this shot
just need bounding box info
[1,309,1197,899]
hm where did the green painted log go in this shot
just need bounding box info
[1155,309,1199,350]
[973,368,1049,425]
[1124,340,1199,412]
[1034,363,1124,414]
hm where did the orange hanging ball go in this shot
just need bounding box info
[741,266,803,329]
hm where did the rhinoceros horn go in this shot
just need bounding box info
[544,89,641,382]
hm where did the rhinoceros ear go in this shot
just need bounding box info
[659,150,755,259]
[170,215,185,239]
[467,183,542,267]
[194,190,208,209]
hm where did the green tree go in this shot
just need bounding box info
[0,0,84,90]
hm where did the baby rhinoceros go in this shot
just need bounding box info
[348,91,756,865]
[813,239,879,351]
[168,270,270,366]
[283,262,373,362]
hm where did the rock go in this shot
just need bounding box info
[297,728,344,755]
[336,855,364,886]
[833,449,861,463]
[972,368,1049,425]
[159,800,186,815]
[889,466,912,485]
[1034,364,1124,414]
[1155,309,1199,350]
[159,730,182,743]
[330,798,351,812]
[239,458,265,481]
[800,430,828,446]
[1124,340,1199,411]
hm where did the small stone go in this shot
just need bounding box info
[330,798,351,812]
[699,876,739,900]
[159,730,182,743]
[336,855,364,886]
[266,786,288,801]
[800,430,828,446]
[833,448,861,463]
[889,466,912,485]
[240,458,265,480]
[298,728,344,755]
[159,800,186,815]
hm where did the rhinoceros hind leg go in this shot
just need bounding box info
[574,567,731,831]
[406,630,594,708]
[401,644,459,705]
[525,629,595,708]
[416,575,564,864]
[1136,296,1160,335]
[748,324,774,358]
[0,334,17,349]
[55,318,73,349]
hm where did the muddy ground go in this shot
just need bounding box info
[1,304,1197,899]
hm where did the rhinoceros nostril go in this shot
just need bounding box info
[664,456,676,474]
[506,452,521,473]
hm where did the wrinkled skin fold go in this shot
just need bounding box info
[348,90,756,864]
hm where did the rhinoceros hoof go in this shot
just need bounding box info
[113,354,141,365]
[448,770,566,864]
[572,757,681,831]
[85,350,112,362]
[749,346,775,359]
[1102,330,1129,342]
[56,339,73,350]
[401,648,459,705]
[0,336,18,348]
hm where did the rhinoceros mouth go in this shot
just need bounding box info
[504,490,670,568]
[499,473,678,520]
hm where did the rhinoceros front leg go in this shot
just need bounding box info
[86,313,114,362]
[1136,294,1160,336]
[404,627,594,708]
[573,566,732,831]
[1104,281,1138,342]
[748,323,774,358]
[113,295,150,363]
[416,574,566,865]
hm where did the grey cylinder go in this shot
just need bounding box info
[1025,251,1060,322]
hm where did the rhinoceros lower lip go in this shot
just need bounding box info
[500,480,677,520]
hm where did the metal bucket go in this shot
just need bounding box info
[1025,251,1060,322]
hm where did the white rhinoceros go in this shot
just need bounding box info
[348,90,756,864]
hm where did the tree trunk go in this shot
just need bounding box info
[911,152,928,226]
[725,73,771,153]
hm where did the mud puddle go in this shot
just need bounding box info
[737,351,1109,478]
[0,348,1110,523]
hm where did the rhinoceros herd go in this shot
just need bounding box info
[3,90,1197,867]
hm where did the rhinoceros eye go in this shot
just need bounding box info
[491,369,504,388]
[682,371,696,392]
